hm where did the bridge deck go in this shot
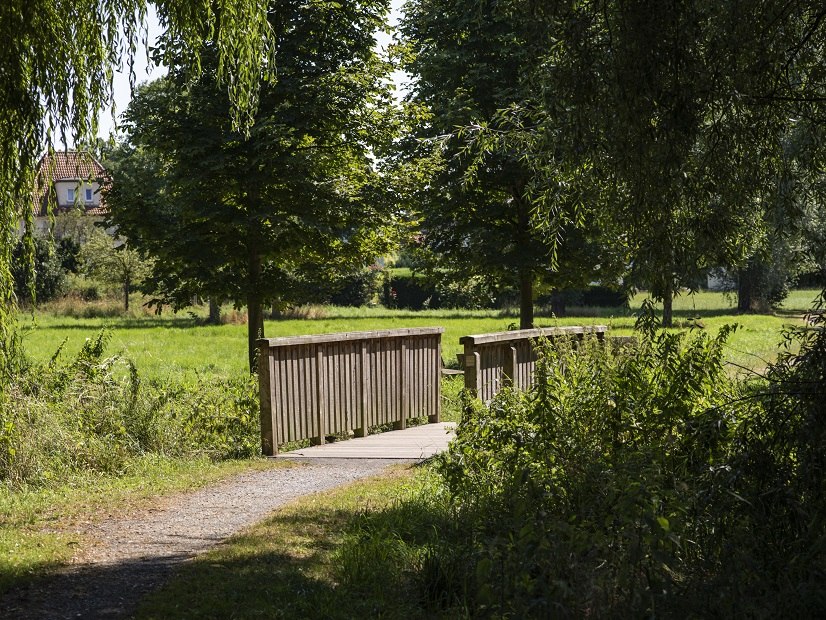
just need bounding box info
[276,422,456,461]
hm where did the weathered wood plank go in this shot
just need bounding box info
[430,335,441,423]
[396,339,408,431]
[356,341,368,437]
[257,341,275,456]
[314,347,326,445]
[289,347,299,441]
[460,325,608,346]
[261,327,444,347]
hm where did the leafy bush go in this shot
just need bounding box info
[430,325,743,616]
[383,272,435,310]
[537,285,628,309]
[329,268,381,307]
[434,275,497,309]
[56,237,81,273]
[426,305,826,616]
[336,296,826,617]
[12,235,67,304]
[383,272,498,310]
[0,331,260,489]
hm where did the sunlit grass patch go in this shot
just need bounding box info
[17,292,816,380]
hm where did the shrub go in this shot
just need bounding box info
[536,285,628,314]
[431,325,746,616]
[434,275,497,309]
[12,235,67,304]
[329,268,381,307]
[56,237,82,273]
[383,272,435,310]
[0,331,260,489]
[383,272,498,310]
[343,296,826,617]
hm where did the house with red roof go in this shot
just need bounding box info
[25,150,109,235]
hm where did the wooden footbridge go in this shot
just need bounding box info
[258,325,608,459]
[276,422,456,461]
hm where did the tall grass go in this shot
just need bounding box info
[0,331,260,490]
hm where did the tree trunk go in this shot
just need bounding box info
[550,290,566,317]
[519,268,534,329]
[737,267,752,313]
[662,282,673,328]
[124,277,130,312]
[247,295,264,374]
[208,299,221,324]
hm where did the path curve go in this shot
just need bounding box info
[0,459,403,619]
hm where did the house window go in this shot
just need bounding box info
[67,188,75,202]
[85,188,93,202]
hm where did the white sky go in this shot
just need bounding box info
[97,4,163,140]
[98,0,408,141]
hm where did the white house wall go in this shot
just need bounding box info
[53,180,102,209]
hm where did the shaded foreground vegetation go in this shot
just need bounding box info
[328,298,826,617]
[132,293,826,618]
[0,331,260,490]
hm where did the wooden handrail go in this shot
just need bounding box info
[463,325,609,402]
[262,327,444,347]
[258,328,444,456]
[460,325,607,345]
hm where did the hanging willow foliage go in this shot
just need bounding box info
[0,0,273,381]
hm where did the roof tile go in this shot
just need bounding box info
[32,151,109,217]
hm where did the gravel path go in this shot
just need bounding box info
[1,458,403,619]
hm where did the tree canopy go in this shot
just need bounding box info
[401,0,826,325]
[537,1,809,324]
[79,228,152,312]
[398,0,625,327]
[0,0,273,377]
[107,0,397,371]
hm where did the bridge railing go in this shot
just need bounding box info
[461,325,608,403]
[257,328,444,455]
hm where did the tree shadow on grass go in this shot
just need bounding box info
[0,530,425,620]
[32,317,205,331]
[0,489,438,619]
[0,552,190,620]
[135,507,435,620]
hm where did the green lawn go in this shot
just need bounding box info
[19,289,820,379]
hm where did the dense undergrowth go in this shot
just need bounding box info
[339,296,826,618]
[0,331,259,490]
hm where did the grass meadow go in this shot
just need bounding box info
[18,289,821,379]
